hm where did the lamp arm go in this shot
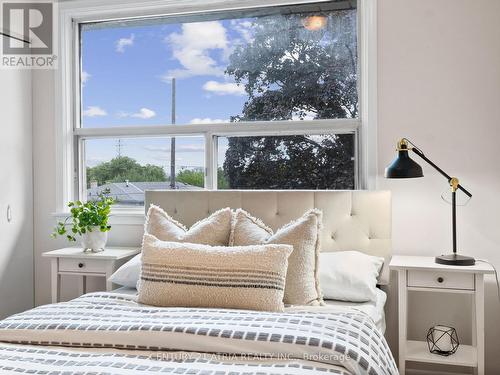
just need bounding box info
[410,147,472,198]
[0,31,30,44]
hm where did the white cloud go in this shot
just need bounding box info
[162,21,228,80]
[83,106,107,117]
[132,108,156,119]
[117,107,156,119]
[230,19,254,43]
[203,80,245,96]
[116,34,135,53]
[189,117,229,124]
[81,71,91,85]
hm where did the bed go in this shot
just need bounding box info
[0,190,397,375]
[111,286,387,333]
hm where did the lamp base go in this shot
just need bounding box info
[435,254,475,266]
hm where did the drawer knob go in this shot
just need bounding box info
[78,263,85,269]
[437,277,444,283]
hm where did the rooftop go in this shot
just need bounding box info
[87,181,201,205]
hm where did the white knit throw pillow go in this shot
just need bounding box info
[145,204,232,246]
[230,209,323,306]
[138,234,292,312]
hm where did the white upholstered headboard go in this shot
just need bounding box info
[145,190,392,285]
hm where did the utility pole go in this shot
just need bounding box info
[170,77,176,189]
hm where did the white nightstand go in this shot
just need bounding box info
[43,247,140,303]
[390,255,494,375]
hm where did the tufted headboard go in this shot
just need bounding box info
[145,190,392,285]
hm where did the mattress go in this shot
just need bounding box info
[111,287,387,333]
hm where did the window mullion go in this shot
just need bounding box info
[204,133,215,189]
[212,135,219,189]
[76,135,85,202]
[72,119,360,139]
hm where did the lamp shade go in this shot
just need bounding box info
[384,149,424,178]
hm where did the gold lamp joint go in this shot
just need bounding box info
[396,138,413,151]
[449,177,459,192]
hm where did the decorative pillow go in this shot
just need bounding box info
[230,209,323,306]
[319,251,384,302]
[109,206,232,288]
[138,234,292,312]
[108,254,141,288]
[145,205,232,246]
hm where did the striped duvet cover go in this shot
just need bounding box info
[0,292,398,375]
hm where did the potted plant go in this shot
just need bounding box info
[52,192,115,252]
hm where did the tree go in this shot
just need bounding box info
[176,169,204,187]
[223,9,357,189]
[216,167,230,189]
[175,168,231,189]
[86,156,166,187]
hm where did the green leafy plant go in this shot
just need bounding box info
[51,192,115,242]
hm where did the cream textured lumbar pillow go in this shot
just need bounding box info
[145,204,232,246]
[230,209,323,306]
[138,234,292,312]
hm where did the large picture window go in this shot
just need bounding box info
[73,0,361,208]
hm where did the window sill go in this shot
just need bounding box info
[52,211,145,226]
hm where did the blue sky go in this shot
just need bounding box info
[81,18,254,171]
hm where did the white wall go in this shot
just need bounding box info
[0,66,34,318]
[32,0,500,372]
[377,0,500,372]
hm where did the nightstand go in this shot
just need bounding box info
[390,255,494,375]
[43,247,140,303]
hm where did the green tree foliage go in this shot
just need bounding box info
[175,168,230,189]
[217,167,230,189]
[86,156,167,187]
[176,169,204,187]
[223,9,357,189]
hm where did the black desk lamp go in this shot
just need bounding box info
[385,138,475,266]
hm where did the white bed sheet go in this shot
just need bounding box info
[307,288,387,333]
[110,287,387,333]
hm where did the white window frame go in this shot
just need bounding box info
[55,0,377,219]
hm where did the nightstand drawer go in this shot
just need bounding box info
[59,258,107,273]
[407,270,474,290]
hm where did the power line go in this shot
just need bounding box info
[116,139,123,157]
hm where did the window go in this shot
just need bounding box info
[217,134,355,189]
[65,0,370,209]
[84,137,205,206]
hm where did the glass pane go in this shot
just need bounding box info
[80,1,357,128]
[217,134,355,189]
[85,136,204,206]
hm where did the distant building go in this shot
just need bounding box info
[87,181,201,206]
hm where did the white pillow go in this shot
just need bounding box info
[108,254,141,288]
[110,206,234,289]
[230,208,323,306]
[145,205,232,246]
[319,251,384,302]
[137,235,292,311]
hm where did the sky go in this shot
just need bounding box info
[81,18,256,172]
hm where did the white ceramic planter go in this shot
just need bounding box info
[81,227,108,253]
